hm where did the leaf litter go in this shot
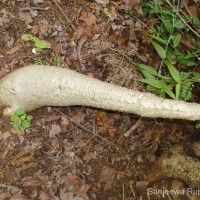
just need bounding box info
[0,0,200,199]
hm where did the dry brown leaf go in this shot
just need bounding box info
[18,11,33,23]
[99,166,116,191]
[72,111,86,124]
[31,19,51,38]
[49,124,61,138]
[0,17,10,26]
[187,5,198,17]
[79,11,96,27]
[122,0,141,10]
[9,195,29,200]
[78,11,99,38]
[52,43,62,56]
[6,45,23,55]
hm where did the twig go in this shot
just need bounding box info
[55,109,118,148]
[166,0,200,39]
[19,7,49,11]
[124,117,143,137]
[51,0,76,32]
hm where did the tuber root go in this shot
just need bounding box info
[0,65,200,120]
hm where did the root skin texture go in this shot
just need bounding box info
[0,65,200,120]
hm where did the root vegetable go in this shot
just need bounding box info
[0,65,200,120]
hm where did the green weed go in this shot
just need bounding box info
[22,34,51,54]
[10,108,33,131]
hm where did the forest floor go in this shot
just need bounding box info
[0,0,200,200]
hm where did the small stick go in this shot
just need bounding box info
[51,0,76,32]
[124,117,143,137]
[55,109,118,148]
[19,7,49,11]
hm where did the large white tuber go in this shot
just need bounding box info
[0,65,200,120]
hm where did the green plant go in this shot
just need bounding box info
[10,108,33,131]
[133,0,200,102]
[21,34,51,54]
[50,55,62,65]
[134,62,200,101]
[33,58,43,65]
[142,0,200,66]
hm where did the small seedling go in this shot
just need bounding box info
[21,34,51,54]
[10,108,33,131]
[34,58,43,65]
[50,55,62,65]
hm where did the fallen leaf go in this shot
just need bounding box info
[52,43,62,56]
[99,166,116,191]
[78,11,99,38]
[31,19,52,38]
[49,124,61,138]
[72,111,86,124]
[6,45,23,55]
[122,0,141,10]
[136,180,149,194]
[18,11,33,23]
[0,17,10,26]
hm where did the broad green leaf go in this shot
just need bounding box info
[150,35,167,45]
[27,115,33,121]
[19,127,25,131]
[174,20,185,29]
[11,114,20,122]
[140,69,156,79]
[173,33,181,48]
[16,108,25,116]
[21,114,26,121]
[22,34,51,51]
[192,16,200,26]
[22,120,31,128]
[134,63,159,76]
[175,83,181,100]
[137,79,166,89]
[12,123,19,129]
[165,87,176,99]
[151,41,166,60]
[160,17,174,34]
[164,60,180,83]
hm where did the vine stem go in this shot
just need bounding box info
[166,0,200,39]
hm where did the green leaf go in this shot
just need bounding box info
[134,63,160,76]
[140,69,156,79]
[19,126,25,131]
[164,60,180,83]
[12,123,19,129]
[173,33,181,48]
[175,83,181,100]
[21,114,26,121]
[174,20,185,29]
[27,115,33,121]
[151,41,166,60]
[11,114,20,122]
[192,16,200,26]
[165,87,176,99]
[160,17,174,34]
[150,35,167,45]
[22,120,31,128]
[196,121,200,129]
[137,79,167,89]
[22,34,51,51]
[16,108,25,116]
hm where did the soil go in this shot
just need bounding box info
[0,0,200,200]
